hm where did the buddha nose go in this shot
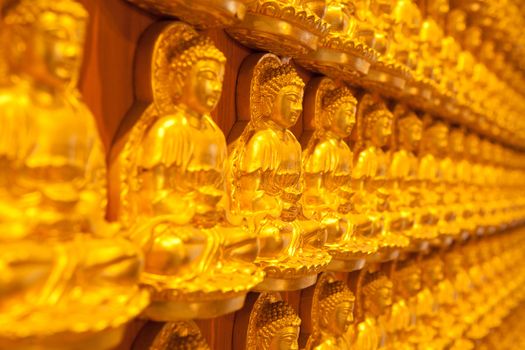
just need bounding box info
[62,43,79,60]
[211,80,222,95]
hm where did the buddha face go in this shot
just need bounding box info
[425,125,448,155]
[449,131,465,156]
[267,326,299,350]
[364,283,392,316]
[180,58,224,115]
[446,10,466,36]
[428,0,449,18]
[20,10,86,89]
[445,254,463,277]
[330,300,354,336]
[271,85,303,129]
[466,134,480,157]
[481,140,493,162]
[464,26,481,49]
[399,268,421,295]
[330,102,356,138]
[400,118,422,151]
[426,263,444,284]
[370,114,392,147]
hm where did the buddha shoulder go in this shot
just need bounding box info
[0,83,31,110]
[306,138,350,172]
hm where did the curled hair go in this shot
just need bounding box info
[319,280,355,312]
[361,271,392,299]
[317,86,357,131]
[159,33,225,104]
[256,300,301,349]
[3,0,88,24]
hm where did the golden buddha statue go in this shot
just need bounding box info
[448,127,475,236]
[463,132,484,234]
[353,94,410,261]
[417,119,452,244]
[296,0,378,81]
[110,22,263,321]
[453,51,477,124]
[352,269,393,349]
[302,77,377,271]
[145,321,210,350]
[0,0,149,348]
[435,124,461,240]
[425,0,463,114]
[125,0,249,27]
[441,251,475,350]
[419,255,453,350]
[416,18,445,107]
[305,273,356,350]
[462,242,490,340]
[391,258,436,348]
[390,105,435,248]
[362,0,411,95]
[392,0,435,108]
[246,293,302,350]
[227,53,330,291]
[226,0,329,57]
[391,0,421,71]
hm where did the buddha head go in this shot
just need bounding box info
[2,0,88,90]
[444,251,464,279]
[362,272,393,317]
[397,112,422,152]
[151,321,210,350]
[427,0,449,21]
[319,85,357,139]
[364,105,393,148]
[354,0,372,21]
[445,9,466,38]
[255,299,301,350]
[493,143,504,165]
[394,262,421,298]
[463,26,482,51]
[393,0,421,36]
[318,280,356,336]
[159,25,226,115]
[480,139,494,163]
[323,0,355,32]
[259,63,305,129]
[370,0,394,17]
[422,257,444,287]
[422,120,448,157]
[465,132,481,159]
[449,127,465,157]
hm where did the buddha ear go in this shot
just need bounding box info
[259,93,273,118]
[3,25,27,69]
[319,307,330,328]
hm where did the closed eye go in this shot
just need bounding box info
[198,70,217,80]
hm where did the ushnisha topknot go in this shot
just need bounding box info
[3,0,88,24]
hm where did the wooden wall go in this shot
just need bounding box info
[78,0,317,348]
